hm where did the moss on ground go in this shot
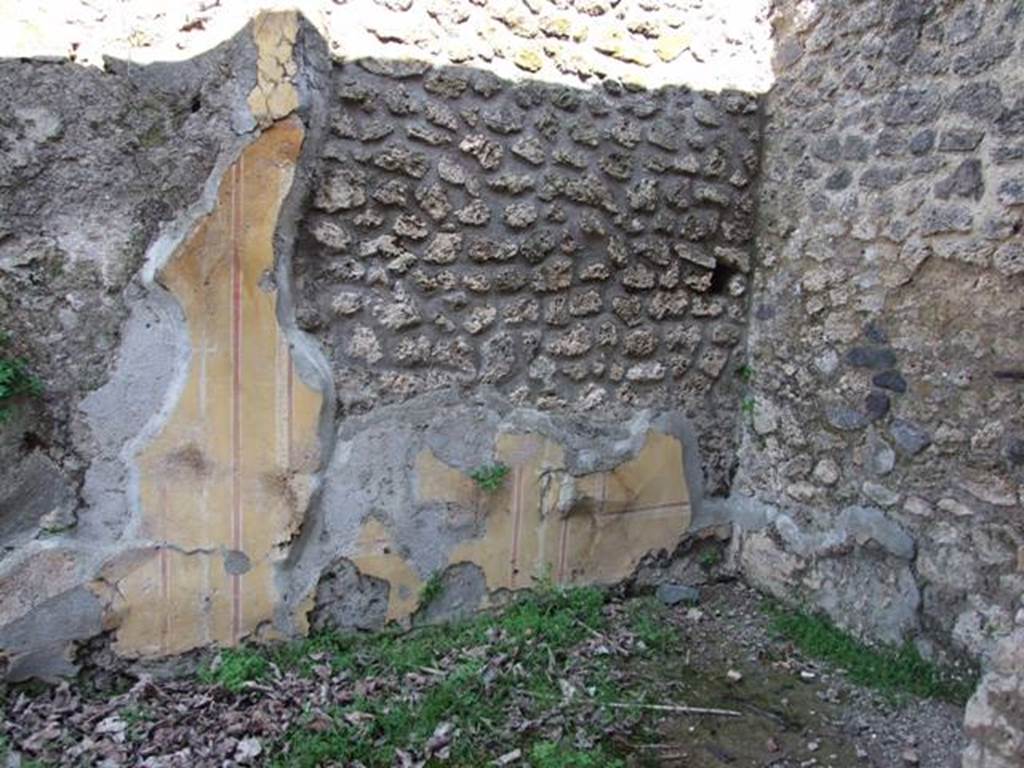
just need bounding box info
[764,602,978,705]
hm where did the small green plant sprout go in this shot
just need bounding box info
[470,462,510,492]
[198,647,269,692]
[699,548,722,570]
[419,569,445,608]
[736,364,754,383]
[0,332,42,423]
[740,396,756,415]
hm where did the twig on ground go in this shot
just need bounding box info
[515,688,742,718]
[603,701,742,717]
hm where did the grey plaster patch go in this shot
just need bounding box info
[655,583,701,606]
[414,562,488,626]
[74,290,191,543]
[808,553,921,646]
[310,558,390,632]
[0,586,103,682]
[223,549,252,575]
[0,451,76,549]
[277,389,704,635]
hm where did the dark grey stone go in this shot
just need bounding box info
[881,87,941,125]
[223,550,252,575]
[997,178,1024,206]
[908,129,935,155]
[864,322,889,344]
[949,82,1003,121]
[889,419,932,456]
[860,166,906,191]
[847,346,898,369]
[842,135,871,162]
[875,129,905,157]
[1007,438,1024,466]
[948,6,982,45]
[872,370,908,393]
[822,168,849,191]
[920,205,973,235]
[997,98,1024,137]
[938,129,984,153]
[0,451,76,545]
[935,159,984,201]
[656,583,701,606]
[887,27,918,63]
[825,405,870,432]
[865,391,891,421]
[414,563,488,626]
[993,145,1024,166]
[951,38,1014,77]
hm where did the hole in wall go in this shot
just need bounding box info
[709,261,740,295]
[21,431,47,453]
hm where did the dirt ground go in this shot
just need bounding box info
[0,580,965,767]
[628,582,964,768]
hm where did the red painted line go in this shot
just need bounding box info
[557,516,569,585]
[231,158,244,643]
[509,466,521,589]
[160,485,170,654]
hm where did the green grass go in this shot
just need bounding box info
[0,332,42,423]
[529,740,625,768]
[469,462,510,492]
[765,603,977,705]
[418,570,445,609]
[626,597,680,655]
[699,548,722,570]
[225,585,611,766]
[198,647,269,692]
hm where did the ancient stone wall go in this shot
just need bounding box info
[0,46,243,550]
[732,0,1023,662]
[0,3,770,679]
[294,62,761,493]
[2,6,1023,759]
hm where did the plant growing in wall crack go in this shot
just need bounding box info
[419,570,445,609]
[0,333,42,423]
[470,462,510,492]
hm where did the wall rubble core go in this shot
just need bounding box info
[0,2,1022,765]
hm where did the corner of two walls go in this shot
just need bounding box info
[731,0,1024,668]
[6,0,1018,694]
[1,5,766,678]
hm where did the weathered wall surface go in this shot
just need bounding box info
[294,61,760,494]
[280,389,699,634]
[3,5,1023,759]
[0,3,757,679]
[732,0,1023,664]
[0,39,251,553]
[0,12,333,677]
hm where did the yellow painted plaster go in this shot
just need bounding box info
[348,519,423,622]
[114,117,322,657]
[345,429,692,623]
